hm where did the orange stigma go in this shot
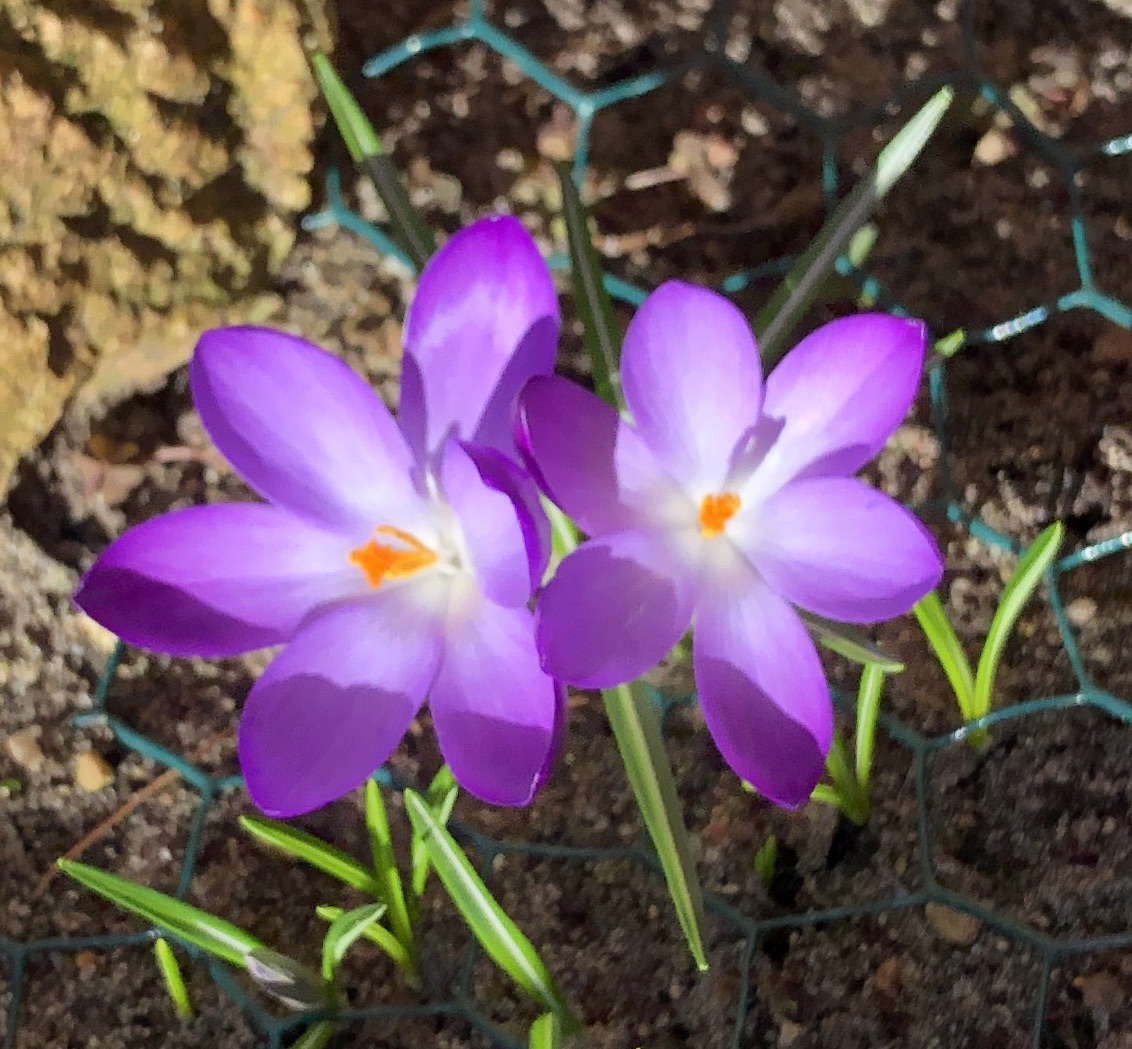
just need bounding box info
[349,526,438,588]
[698,492,740,538]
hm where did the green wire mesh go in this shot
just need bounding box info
[5,1,1132,1046]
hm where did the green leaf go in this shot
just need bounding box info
[823,730,869,826]
[913,590,977,720]
[240,815,379,896]
[529,1011,563,1049]
[364,780,418,982]
[933,328,966,358]
[754,86,954,367]
[311,53,381,162]
[602,681,709,971]
[361,154,437,271]
[854,662,886,793]
[752,835,778,892]
[555,161,622,408]
[809,782,844,810]
[153,937,193,1021]
[799,612,905,672]
[317,905,413,974]
[310,52,436,269]
[321,902,387,983]
[58,860,263,968]
[410,765,459,903]
[972,521,1064,724]
[288,1022,338,1049]
[543,497,582,582]
[245,948,333,1011]
[403,790,579,1030]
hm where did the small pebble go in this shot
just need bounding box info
[778,1020,805,1047]
[925,902,981,946]
[875,957,902,995]
[5,726,46,773]
[1065,596,1097,627]
[75,750,115,792]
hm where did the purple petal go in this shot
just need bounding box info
[739,476,943,623]
[518,375,689,536]
[401,215,559,461]
[431,600,564,805]
[694,564,833,808]
[239,592,444,816]
[751,314,926,497]
[440,440,531,608]
[191,327,427,535]
[535,528,698,689]
[460,441,550,592]
[74,504,364,658]
[621,281,763,491]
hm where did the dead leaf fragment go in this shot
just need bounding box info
[75,750,115,792]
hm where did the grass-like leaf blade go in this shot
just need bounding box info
[972,521,1064,722]
[854,662,886,793]
[602,681,709,971]
[799,611,905,672]
[240,815,379,896]
[153,937,193,1021]
[555,161,622,408]
[363,780,418,983]
[311,52,436,269]
[403,790,579,1029]
[754,86,954,367]
[316,905,412,974]
[59,859,263,968]
[321,902,387,983]
[912,589,977,720]
[528,1011,562,1049]
[410,765,459,903]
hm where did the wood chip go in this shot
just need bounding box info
[925,902,981,946]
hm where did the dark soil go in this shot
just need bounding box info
[3,1,1132,1047]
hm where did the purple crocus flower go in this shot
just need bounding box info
[518,281,943,807]
[76,216,565,817]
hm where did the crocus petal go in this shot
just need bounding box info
[694,562,833,808]
[460,441,550,592]
[400,215,559,461]
[238,592,444,817]
[621,281,763,491]
[74,504,365,658]
[518,375,689,536]
[431,599,564,805]
[441,440,531,608]
[536,528,698,689]
[737,476,943,623]
[751,314,926,497]
[191,327,428,535]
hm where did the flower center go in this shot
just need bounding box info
[698,492,740,538]
[349,526,439,588]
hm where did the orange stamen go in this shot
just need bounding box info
[698,492,741,538]
[349,526,438,588]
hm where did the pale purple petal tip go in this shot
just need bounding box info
[535,528,697,689]
[191,326,425,535]
[621,281,764,491]
[743,476,943,624]
[401,215,559,461]
[754,313,926,494]
[431,602,563,806]
[694,566,833,808]
[239,595,443,817]
[74,504,363,658]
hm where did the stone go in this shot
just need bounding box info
[925,902,981,946]
[0,0,329,494]
[74,749,115,792]
[4,725,46,773]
